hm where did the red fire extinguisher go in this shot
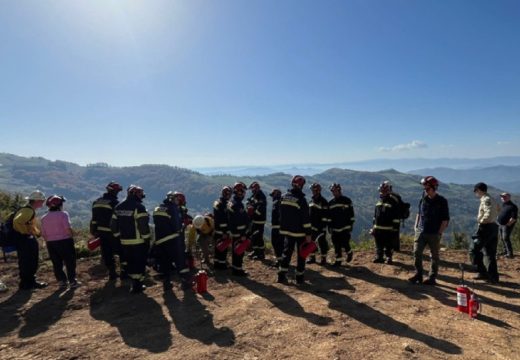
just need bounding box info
[469,286,481,319]
[193,270,208,293]
[216,236,232,252]
[456,264,471,313]
[234,238,251,256]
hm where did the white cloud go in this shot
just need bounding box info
[378,140,427,153]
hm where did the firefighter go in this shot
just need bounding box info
[90,181,125,280]
[269,188,283,267]
[278,175,312,285]
[370,182,400,264]
[227,182,250,276]
[174,191,194,267]
[192,213,215,266]
[152,191,191,291]
[328,183,355,267]
[111,185,151,293]
[247,181,267,260]
[13,190,48,290]
[384,180,407,252]
[213,186,232,270]
[308,183,329,265]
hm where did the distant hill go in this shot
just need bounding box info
[0,153,510,240]
[408,165,520,193]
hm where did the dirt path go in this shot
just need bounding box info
[1,248,519,359]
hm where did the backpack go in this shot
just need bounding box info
[0,209,20,248]
[398,201,411,220]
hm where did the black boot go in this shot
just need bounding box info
[277,273,288,284]
[295,274,305,285]
[423,276,436,285]
[306,255,316,264]
[408,273,423,284]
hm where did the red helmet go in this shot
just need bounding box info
[233,182,247,194]
[106,181,123,193]
[46,195,66,208]
[269,188,282,198]
[127,185,145,199]
[420,176,439,190]
[378,182,391,195]
[291,175,306,189]
[310,183,322,192]
[249,181,260,191]
[329,183,342,192]
[173,191,186,205]
[221,186,232,198]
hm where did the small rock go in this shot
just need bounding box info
[404,343,415,353]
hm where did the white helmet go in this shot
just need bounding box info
[25,190,46,201]
[193,215,205,229]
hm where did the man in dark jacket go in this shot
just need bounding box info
[247,181,267,260]
[213,186,232,269]
[153,191,191,291]
[308,183,329,265]
[90,181,124,280]
[111,185,151,293]
[328,183,355,267]
[227,182,251,276]
[269,188,283,267]
[497,192,517,258]
[370,182,400,264]
[278,175,312,285]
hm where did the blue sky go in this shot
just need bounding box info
[1,0,519,168]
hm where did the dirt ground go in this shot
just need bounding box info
[1,246,519,360]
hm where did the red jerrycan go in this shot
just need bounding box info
[87,237,101,251]
[234,238,251,256]
[216,236,232,252]
[194,270,208,293]
[299,241,317,259]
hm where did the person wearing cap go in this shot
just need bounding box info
[13,190,48,290]
[497,192,517,258]
[471,182,500,283]
[41,195,79,288]
[409,176,450,286]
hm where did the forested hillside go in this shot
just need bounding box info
[0,153,507,239]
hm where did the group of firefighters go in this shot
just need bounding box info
[5,174,516,293]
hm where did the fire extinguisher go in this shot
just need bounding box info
[216,235,232,252]
[87,237,101,251]
[193,270,208,294]
[469,284,481,319]
[299,240,317,259]
[456,264,471,313]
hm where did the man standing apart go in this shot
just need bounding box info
[13,190,48,290]
[409,176,449,286]
[278,175,312,285]
[471,182,500,283]
[497,192,517,259]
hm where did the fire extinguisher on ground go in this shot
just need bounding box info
[469,283,481,319]
[456,264,471,313]
[193,270,208,294]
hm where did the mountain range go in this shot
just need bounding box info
[1,152,515,240]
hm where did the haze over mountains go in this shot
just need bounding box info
[1,153,518,239]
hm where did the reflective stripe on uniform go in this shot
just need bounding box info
[281,200,300,209]
[374,225,394,231]
[252,220,266,225]
[330,204,350,209]
[280,230,306,237]
[121,239,145,245]
[155,233,179,245]
[97,226,112,232]
[331,225,351,232]
[237,225,247,230]
[272,225,280,229]
[93,203,113,210]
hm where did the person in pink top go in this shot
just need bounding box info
[41,195,79,288]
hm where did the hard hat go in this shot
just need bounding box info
[106,181,123,193]
[310,183,322,191]
[329,183,341,192]
[269,188,282,198]
[221,186,232,198]
[233,182,247,194]
[378,182,391,195]
[46,195,66,208]
[291,175,306,189]
[249,182,260,191]
[26,190,46,201]
[173,191,186,205]
[193,215,205,229]
[420,176,439,190]
[127,185,145,199]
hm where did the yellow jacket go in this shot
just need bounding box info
[13,206,40,236]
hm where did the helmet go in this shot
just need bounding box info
[378,182,391,195]
[173,191,186,205]
[193,215,205,229]
[310,183,322,192]
[249,181,260,191]
[25,190,46,201]
[221,186,232,198]
[329,183,341,192]
[233,182,247,194]
[127,185,145,199]
[269,188,282,198]
[291,175,306,189]
[420,176,439,190]
[46,195,66,208]
[106,181,123,193]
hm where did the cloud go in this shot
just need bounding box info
[497,141,510,145]
[378,140,428,153]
